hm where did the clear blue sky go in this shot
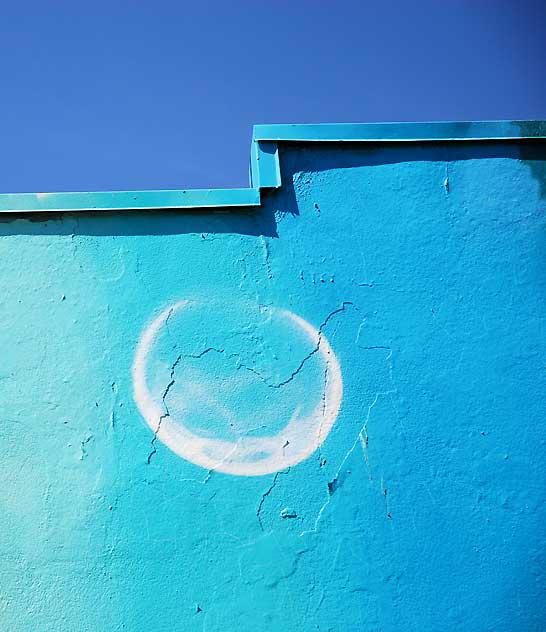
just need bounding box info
[1,1,544,193]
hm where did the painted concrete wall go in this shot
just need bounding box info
[1,138,545,631]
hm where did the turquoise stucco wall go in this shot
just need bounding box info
[1,136,545,630]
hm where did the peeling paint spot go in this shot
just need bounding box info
[443,164,450,194]
[280,507,298,519]
[79,434,92,460]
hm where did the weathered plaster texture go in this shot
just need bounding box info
[1,140,545,630]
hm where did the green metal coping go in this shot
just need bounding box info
[0,120,544,213]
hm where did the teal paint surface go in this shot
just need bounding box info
[1,125,545,630]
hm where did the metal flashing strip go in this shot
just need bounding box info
[0,120,544,213]
[253,120,546,142]
[0,188,260,213]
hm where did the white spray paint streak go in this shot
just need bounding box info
[132,301,343,476]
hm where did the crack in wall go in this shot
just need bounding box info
[256,467,290,531]
[251,301,352,388]
[79,434,93,460]
[147,353,183,464]
[300,390,394,536]
[317,359,329,459]
[443,163,450,194]
[110,381,118,429]
[260,237,274,280]
[167,302,353,391]
[359,425,373,481]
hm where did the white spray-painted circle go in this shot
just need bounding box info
[132,300,343,476]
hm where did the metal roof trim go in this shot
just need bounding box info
[0,120,544,213]
[253,120,546,142]
[0,187,261,213]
